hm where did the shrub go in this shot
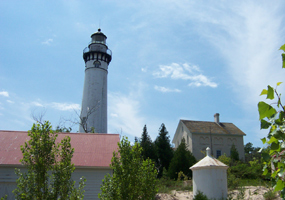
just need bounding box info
[193,191,209,200]
[263,190,277,200]
[98,137,158,200]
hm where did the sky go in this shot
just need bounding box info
[0,0,285,148]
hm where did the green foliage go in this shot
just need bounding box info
[227,172,240,190]
[230,144,239,161]
[55,126,72,132]
[168,138,196,180]
[193,191,209,200]
[0,195,7,200]
[263,189,278,200]
[218,153,231,166]
[280,44,285,68]
[244,142,261,163]
[13,122,85,200]
[258,44,285,198]
[140,125,156,161]
[98,137,158,200]
[244,142,254,154]
[155,123,174,178]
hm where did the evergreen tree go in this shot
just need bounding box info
[230,144,239,161]
[155,123,173,178]
[140,125,156,161]
[168,138,197,179]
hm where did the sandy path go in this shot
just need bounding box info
[156,186,282,200]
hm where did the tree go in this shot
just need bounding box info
[168,138,197,179]
[13,121,86,200]
[258,44,285,197]
[244,142,254,154]
[98,137,158,200]
[140,125,156,161]
[244,142,261,162]
[230,144,239,161]
[155,123,174,178]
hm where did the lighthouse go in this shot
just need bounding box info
[79,29,112,133]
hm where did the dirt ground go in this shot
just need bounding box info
[155,186,282,200]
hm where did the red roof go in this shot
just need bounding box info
[0,130,120,168]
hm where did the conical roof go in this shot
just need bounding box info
[190,147,228,170]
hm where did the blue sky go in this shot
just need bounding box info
[1,0,285,147]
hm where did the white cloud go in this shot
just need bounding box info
[153,63,218,88]
[192,1,285,107]
[31,101,44,107]
[108,92,144,137]
[110,113,118,117]
[7,100,14,104]
[42,38,53,45]
[0,91,9,97]
[141,67,147,72]
[50,102,80,111]
[154,85,181,93]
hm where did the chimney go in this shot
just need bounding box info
[214,113,220,123]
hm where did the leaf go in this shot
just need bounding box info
[258,101,277,120]
[271,142,280,151]
[277,82,283,86]
[278,162,284,169]
[260,119,271,129]
[267,85,274,100]
[274,179,284,192]
[268,136,278,144]
[260,89,268,96]
[282,53,285,68]
[261,152,271,162]
[261,138,267,144]
[262,168,268,176]
[280,44,285,52]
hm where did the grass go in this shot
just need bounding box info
[157,178,192,194]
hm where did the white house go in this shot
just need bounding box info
[172,113,246,160]
[0,130,119,200]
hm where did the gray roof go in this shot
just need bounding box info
[181,120,246,136]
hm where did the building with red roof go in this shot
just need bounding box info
[0,130,120,200]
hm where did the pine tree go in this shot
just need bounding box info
[168,138,197,179]
[155,123,173,178]
[140,125,156,161]
[230,144,239,161]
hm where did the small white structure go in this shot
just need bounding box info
[190,147,228,200]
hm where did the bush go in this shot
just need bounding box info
[193,191,209,200]
[98,137,158,200]
[263,190,277,200]
[218,154,231,166]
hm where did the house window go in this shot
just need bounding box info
[216,150,221,158]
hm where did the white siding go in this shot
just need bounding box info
[73,168,112,200]
[0,166,112,200]
[0,166,25,199]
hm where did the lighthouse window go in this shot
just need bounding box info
[93,61,101,68]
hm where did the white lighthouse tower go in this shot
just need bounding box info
[79,29,112,133]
